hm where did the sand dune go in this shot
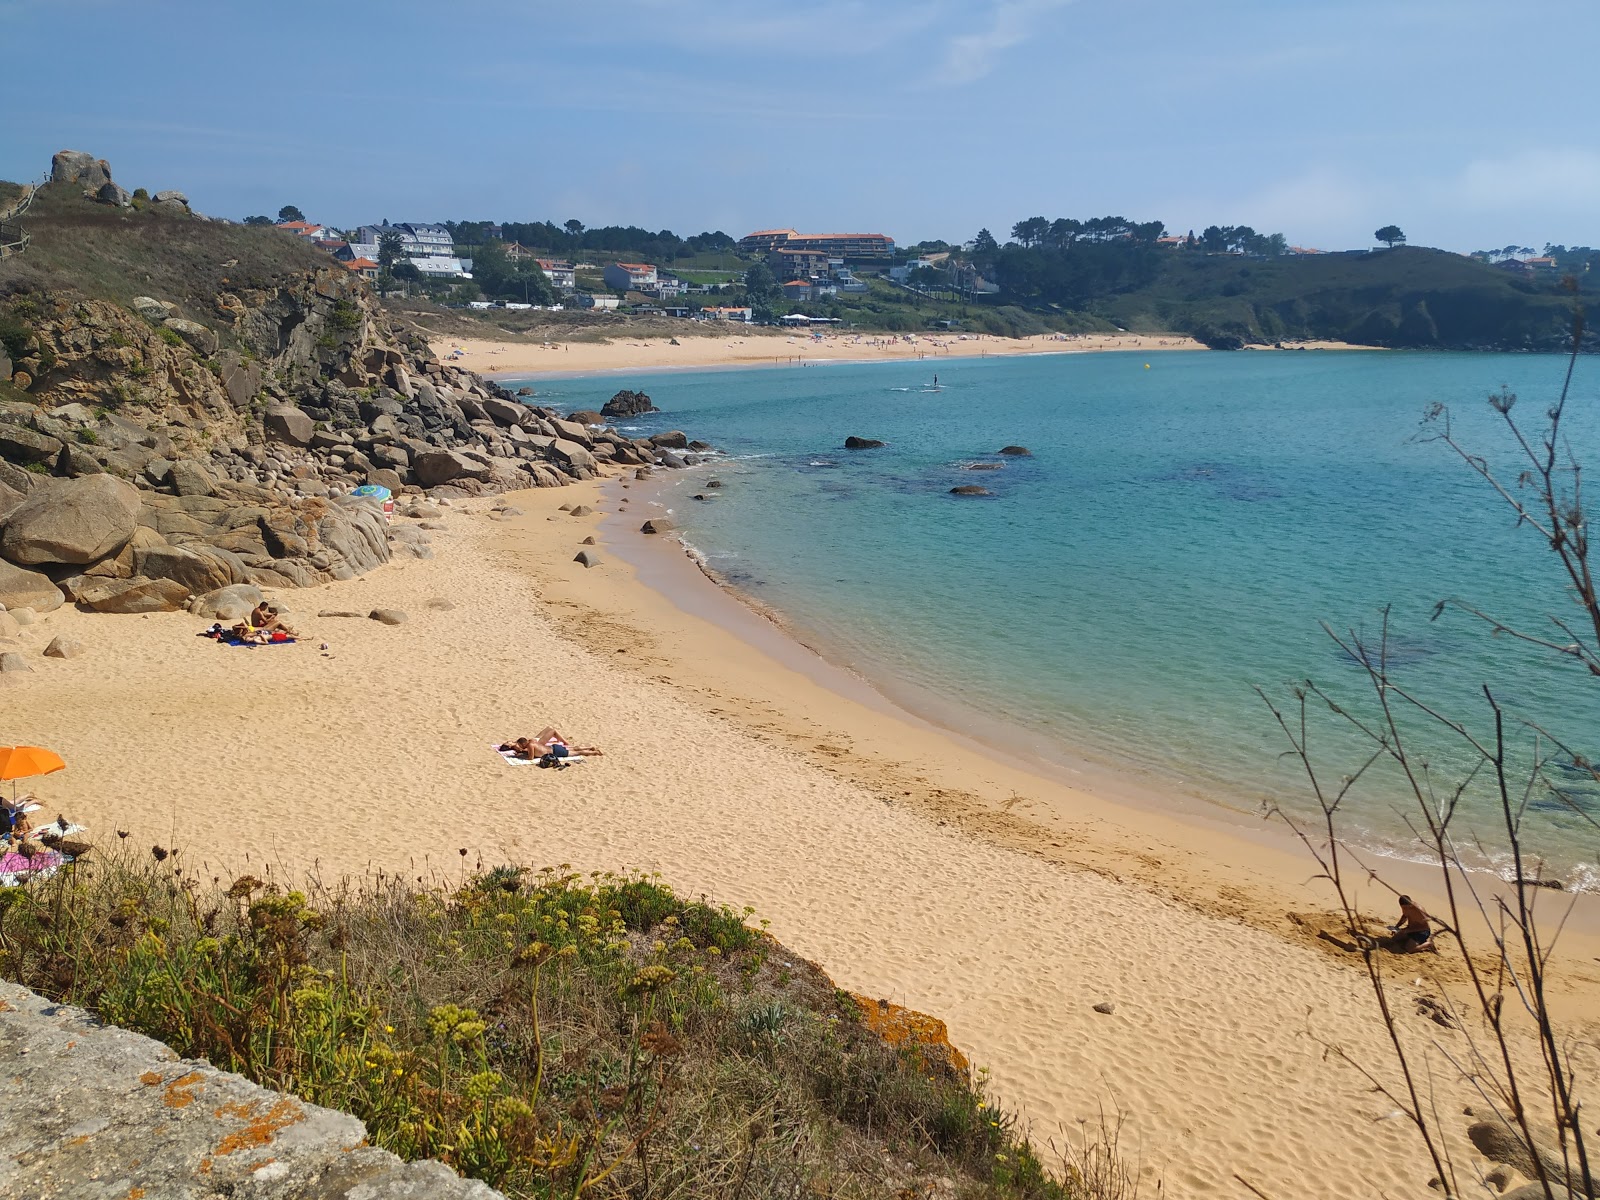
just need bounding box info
[9,483,1599,1198]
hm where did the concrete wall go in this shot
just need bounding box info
[0,980,505,1199]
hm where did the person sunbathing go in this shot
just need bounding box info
[230,622,269,643]
[499,730,605,759]
[499,737,540,760]
[533,727,604,756]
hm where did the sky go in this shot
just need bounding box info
[3,0,1597,253]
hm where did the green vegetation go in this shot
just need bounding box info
[0,180,327,335]
[327,298,363,332]
[157,325,185,346]
[1375,225,1406,249]
[0,852,1102,1199]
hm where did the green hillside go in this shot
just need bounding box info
[1096,246,1590,349]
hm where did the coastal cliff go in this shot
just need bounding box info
[0,152,692,614]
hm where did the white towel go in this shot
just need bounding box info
[491,745,585,766]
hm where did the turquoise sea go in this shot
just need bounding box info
[516,350,1600,884]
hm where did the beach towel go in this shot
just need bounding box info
[219,636,297,647]
[490,744,585,766]
[0,849,66,886]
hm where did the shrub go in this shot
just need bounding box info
[328,299,362,332]
[0,854,1101,1199]
[157,326,184,347]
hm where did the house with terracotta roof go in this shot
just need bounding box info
[535,258,576,290]
[603,262,658,291]
[782,279,813,302]
[342,257,379,281]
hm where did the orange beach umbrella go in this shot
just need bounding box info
[0,746,66,802]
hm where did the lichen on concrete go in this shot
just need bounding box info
[0,981,503,1199]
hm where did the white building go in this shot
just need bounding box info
[351,221,471,277]
[575,294,621,310]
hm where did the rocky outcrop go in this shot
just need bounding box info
[50,150,113,193]
[845,436,885,449]
[997,445,1032,456]
[0,151,717,616]
[602,389,657,418]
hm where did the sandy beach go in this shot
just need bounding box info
[424,330,1372,379]
[9,470,1600,1198]
[432,331,1208,378]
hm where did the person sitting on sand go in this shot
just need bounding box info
[1391,895,1435,953]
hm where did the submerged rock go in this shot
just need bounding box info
[949,485,990,496]
[845,437,885,449]
[997,445,1032,456]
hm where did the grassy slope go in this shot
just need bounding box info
[0,182,329,334]
[0,854,1091,1199]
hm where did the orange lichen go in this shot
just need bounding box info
[139,1071,163,1087]
[851,993,971,1079]
[251,1158,279,1172]
[123,1189,145,1200]
[161,1071,205,1108]
[65,1135,89,1147]
[213,1097,305,1155]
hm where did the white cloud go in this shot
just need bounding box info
[941,0,1073,85]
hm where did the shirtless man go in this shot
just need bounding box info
[1393,895,1434,953]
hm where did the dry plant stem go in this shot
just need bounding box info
[1260,304,1597,1200]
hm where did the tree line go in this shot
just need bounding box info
[443,219,735,264]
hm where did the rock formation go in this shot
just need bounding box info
[601,389,657,418]
[845,436,886,449]
[0,152,714,616]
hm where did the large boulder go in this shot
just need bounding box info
[190,583,263,621]
[602,389,657,418]
[481,396,526,427]
[0,425,64,464]
[650,430,689,449]
[163,317,217,356]
[95,181,132,207]
[0,474,141,566]
[548,439,596,472]
[167,458,217,497]
[51,150,112,191]
[76,575,190,613]
[134,543,248,593]
[131,296,174,322]
[844,436,885,449]
[549,419,594,448]
[412,450,490,487]
[319,499,391,577]
[264,407,315,446]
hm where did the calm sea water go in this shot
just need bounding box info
[517,350,1600,883]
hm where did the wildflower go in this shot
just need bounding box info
[464,1070,504,1100]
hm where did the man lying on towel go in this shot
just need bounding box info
[499,727,605,760]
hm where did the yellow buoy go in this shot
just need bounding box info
[1144,363,1150,369]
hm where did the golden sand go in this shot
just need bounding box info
[10,480,1599,1198]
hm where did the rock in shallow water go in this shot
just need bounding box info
[844,436,885,449]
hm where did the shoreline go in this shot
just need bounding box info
[11,475,1599,1197]
[615,466,1600,898]
[429,330,1373,380]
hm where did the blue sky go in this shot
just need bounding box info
[3,0,1596,252]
